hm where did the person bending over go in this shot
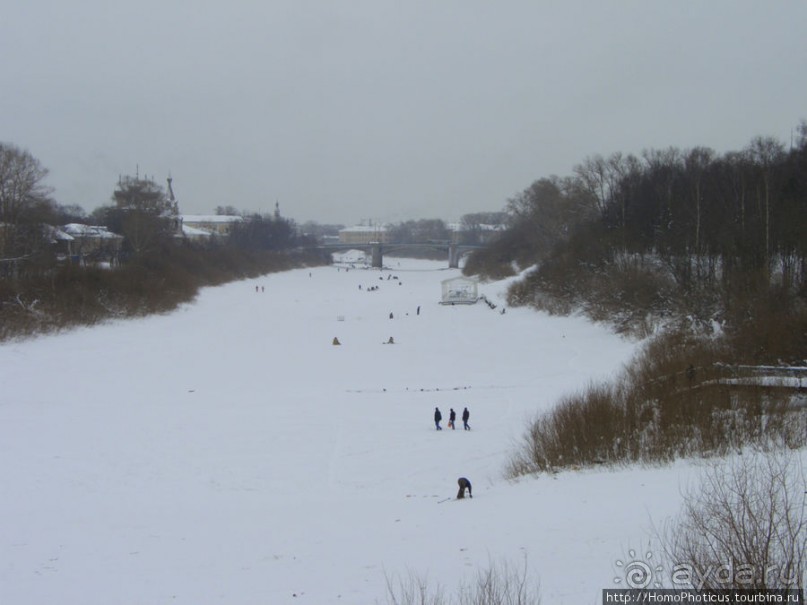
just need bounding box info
[457,477,472,499]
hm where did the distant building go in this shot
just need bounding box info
[60,223,124,264]
[161,174,243,239]
[180,223,214,242]
[181,215,243,237]
[338,225,389,245]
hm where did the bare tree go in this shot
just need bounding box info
[573,152,641,242]
[387,219,450,245]
[215,205,240,216]
[460,212,508,245]
[0,142,52,259]
[684,147,715,256]
[794,120,807,151]
[504,176,590,260]
[747,136,786,274]
[573,154,611,217]
[385,571,447,605]
[386,557,540,605]
[659,451,806,590]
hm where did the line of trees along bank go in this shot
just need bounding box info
[0,142,328,340]
[467,123,807,360]
[500,125,807,493]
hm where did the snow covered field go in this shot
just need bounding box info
[1,257,699,604]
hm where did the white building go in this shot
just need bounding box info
[338,225,389,245]
[440,276,478,305]
[60,223,124,262]
[181,215,243,237]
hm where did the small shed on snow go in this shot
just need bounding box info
[440,276,478,305]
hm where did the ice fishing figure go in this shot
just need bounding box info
[448,408,456,430]
[434,407,443,430]
[457,477,472,499]
[462,407,470,430]
[686,364,696,387]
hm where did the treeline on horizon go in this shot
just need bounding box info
[467,122,807,364]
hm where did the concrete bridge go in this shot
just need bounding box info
[318,241,485,268]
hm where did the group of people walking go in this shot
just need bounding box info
[434,407,470,431]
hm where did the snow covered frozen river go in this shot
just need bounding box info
[1,257,695,604]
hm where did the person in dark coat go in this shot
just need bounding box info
[448,408,456,430]
[462,407,470,430]
[457,477,472,499]
[434,407,442,430]
[685,364,696,386]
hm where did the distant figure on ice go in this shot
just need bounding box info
[462,407,470,430]
[389,312,394,319]
[448,408,456,430]
[434,407,443,430]
[457,477,472,499]
[385,336,395,344]
[686,364,696,387]
[416,305,421,316]
[332,337,341,346]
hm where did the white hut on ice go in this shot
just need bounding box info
[440,276,478,305]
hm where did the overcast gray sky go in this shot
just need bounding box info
[2,1,805,225]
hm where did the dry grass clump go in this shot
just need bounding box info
[507,331,806,477]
